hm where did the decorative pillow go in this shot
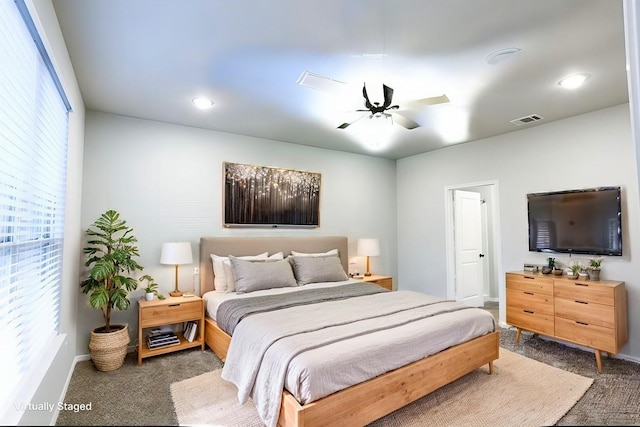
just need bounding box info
[229,256,297,293]
[290,248,338,257]
[224,252,284,292]
[210,252,268,292]
[289,255,349,285]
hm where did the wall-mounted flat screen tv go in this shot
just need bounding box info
[527,186,622,256]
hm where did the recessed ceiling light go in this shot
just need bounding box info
[485,48,521,65]
[558,73,591,89]
[192,97,214,109]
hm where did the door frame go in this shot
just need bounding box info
[444,180,504,322]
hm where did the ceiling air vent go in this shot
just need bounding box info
[296,71,345,91]
[510,114,544,126]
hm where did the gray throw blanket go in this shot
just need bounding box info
[216,282,388,335]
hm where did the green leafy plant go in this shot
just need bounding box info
[547,257,556,268]
[570,262,582,275]
[140,274,165,299]
[588,258,602,271]
[80,210,144,332]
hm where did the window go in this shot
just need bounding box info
[0,0,71,420]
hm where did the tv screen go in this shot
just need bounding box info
[527,186,622,256]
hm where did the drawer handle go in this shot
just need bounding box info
[524,291,534,295]
[524,276,535,280]
[575,300,588,305]
[524,310,534,314]
[168,304,181,307]
[575,283,589,287]
[576,321,589,326]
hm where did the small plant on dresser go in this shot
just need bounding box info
[587,258,602,281]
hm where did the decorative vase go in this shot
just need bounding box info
[541,266,552,274]
[145,292,154,301]
[567,273,579,279]
[588,270,601,281]
[89,324,130,372]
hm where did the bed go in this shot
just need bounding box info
[199,236,499,427]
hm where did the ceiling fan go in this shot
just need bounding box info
[337,83,449,130]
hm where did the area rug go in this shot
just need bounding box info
[170,348,593,427]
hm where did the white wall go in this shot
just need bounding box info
[78,111,398,356]
[397,104,640,360]
[17,1,85,426]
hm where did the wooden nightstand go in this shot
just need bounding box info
[137,295,205,365]
[354,275,393,291]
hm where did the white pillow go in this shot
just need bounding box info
[290,248,338,257]
[224,252,284,292]
[210,252,268,292]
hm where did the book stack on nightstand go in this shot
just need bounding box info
[147,328,179,350]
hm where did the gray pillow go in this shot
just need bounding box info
[229,256,297,293]
[289,255,349,285]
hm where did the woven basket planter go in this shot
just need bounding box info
[89,324,130,372]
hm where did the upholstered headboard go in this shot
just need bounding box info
[199,236,349,295]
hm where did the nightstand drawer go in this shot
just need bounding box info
[555,317,616,353]
[554,297,614,328]
[507,288,554,315]
[506,306,554,336]
[140,300,202,327]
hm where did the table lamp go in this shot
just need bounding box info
[357,238,380,277]
[160,242,193,297]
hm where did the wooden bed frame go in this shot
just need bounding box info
[199,236,500,427]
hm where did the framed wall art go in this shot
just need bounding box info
[223,162,321,228]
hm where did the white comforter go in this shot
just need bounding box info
[220,289,495,427]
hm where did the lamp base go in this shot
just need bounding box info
[364,272,372,277]
[169,290,183,297]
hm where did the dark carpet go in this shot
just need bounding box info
[56,327,640,426]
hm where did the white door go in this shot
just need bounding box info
[453,190,485,307]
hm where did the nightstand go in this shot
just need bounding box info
[354,275,393,291]
[137,295,205,365]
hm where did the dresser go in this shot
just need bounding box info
[506,271,627,372]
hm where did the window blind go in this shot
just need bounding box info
[0,0,70,418]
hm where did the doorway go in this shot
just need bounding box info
[444,181,502,317]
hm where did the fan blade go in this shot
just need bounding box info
[382,84,394,108]
[337,113,367,129]
[392,112,420,130]
[362,84,373,110]
[414,94,450,106]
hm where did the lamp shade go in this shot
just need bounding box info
[357,238,380,257]
[160,242,193,265]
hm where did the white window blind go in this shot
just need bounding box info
[0,0,70,419]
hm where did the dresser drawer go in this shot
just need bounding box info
[506,306,554,336]
[140,300,202,328]
[507,288,554,315]
[554,280,614,305]
[555,317,616,353]
[506,273,553,295]
[555,297,614,328]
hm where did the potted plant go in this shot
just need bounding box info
[542,257,555,274]
[568,261,582,279]
[140,275,165,301]
[587,258,602,281]
[80,210,144,371]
